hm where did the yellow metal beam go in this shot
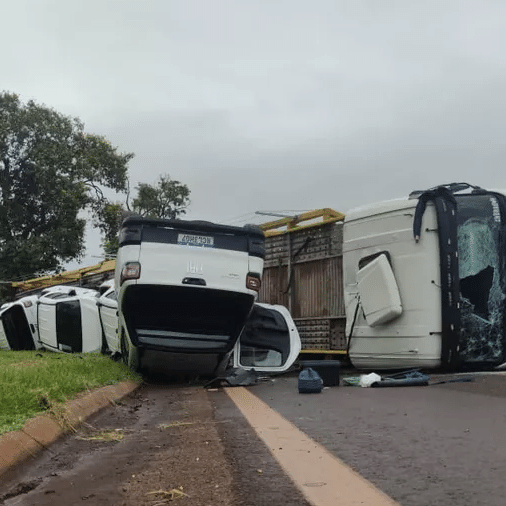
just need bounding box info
[12,259,116,293]
[299,349,347,355]
[259,208,345,237]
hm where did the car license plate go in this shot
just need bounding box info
[177,233,214,248]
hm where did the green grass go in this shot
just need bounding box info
[0,350,141,435]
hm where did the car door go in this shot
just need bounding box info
[232,303,301,373]
[97,288,120,353]
[37,296,59,351]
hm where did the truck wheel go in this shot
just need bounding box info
[120,328,140,372]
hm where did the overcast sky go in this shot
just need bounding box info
[3,0,506,267]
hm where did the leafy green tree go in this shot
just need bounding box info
[0,92,133,279]
[95,202,125,258]
[132,175,190,219]
[97,175,191,257]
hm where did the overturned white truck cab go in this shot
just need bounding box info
[115,216,266,373]
[344,183,506,371]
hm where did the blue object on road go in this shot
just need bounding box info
[298,367,323,393]
[300,360,340,386]
[371,370,430,387]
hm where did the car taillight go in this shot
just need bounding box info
[246,273,261,291]
[120,262,141,285]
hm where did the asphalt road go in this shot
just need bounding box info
[247,372,506,506]
[1,372,506,505]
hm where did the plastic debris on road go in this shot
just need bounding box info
[359,373,382,387]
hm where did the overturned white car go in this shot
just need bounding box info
[98,283,300,375]
[37,286,103,353]
[0,285,105,353]
[114,216,301,374]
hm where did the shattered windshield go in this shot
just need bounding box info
[456,194,505,364]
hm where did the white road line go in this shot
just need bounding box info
[225,387,400,506]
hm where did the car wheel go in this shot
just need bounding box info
[120,328,140,372]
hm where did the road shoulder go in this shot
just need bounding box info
[0,380,140,478]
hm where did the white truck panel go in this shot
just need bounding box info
[344,199,442,369]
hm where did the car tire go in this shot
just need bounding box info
[120,327,140,372]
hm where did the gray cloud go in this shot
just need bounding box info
[3,0,506,265]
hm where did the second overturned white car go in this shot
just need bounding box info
[37,286,103,353]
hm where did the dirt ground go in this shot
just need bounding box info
[0,381,235,506]
[0,376,310,506]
